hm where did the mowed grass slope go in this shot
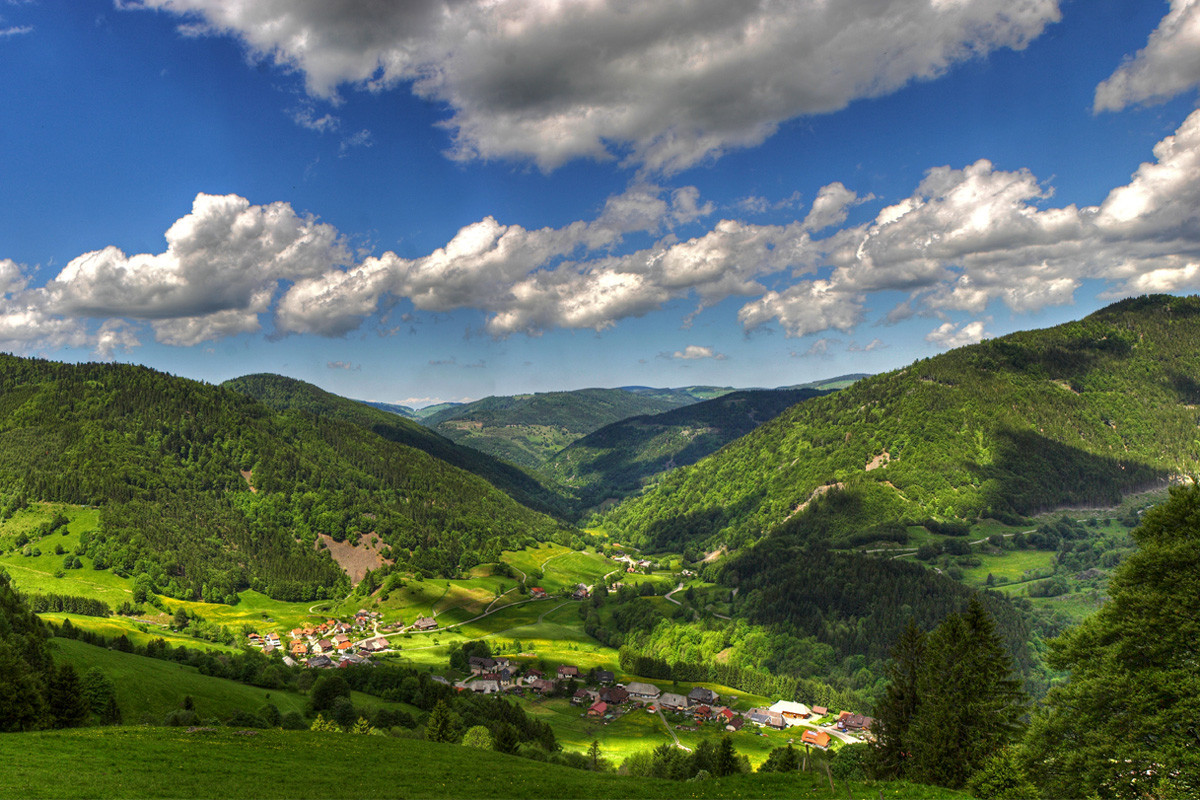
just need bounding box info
[0,728,970,800]
[49,637,410,724]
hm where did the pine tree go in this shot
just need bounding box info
[1021,484,1200,799]
[907,597,1025,789]
[871,617,926,778]
[424,700,455,744]
[46,663,88,729]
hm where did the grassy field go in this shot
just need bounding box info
[49,637,413,724]
[0,728,970,800]
[959,549,1056,587]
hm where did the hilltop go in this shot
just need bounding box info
[603,295,1200,553]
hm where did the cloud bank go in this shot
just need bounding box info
[129,0,1062,172]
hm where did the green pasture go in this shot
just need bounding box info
[40,613,237,653]
[526,697,675,763]
[959,549,1056,587]
[0,728,967,800]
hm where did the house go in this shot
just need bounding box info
[472,679,502,694]
[281,656,297,668]
[768,700,811,725]
[530,587,547,598]
[337,640,353,652]
[339,653,370,668]
[587,701,608,718]
[333,633,350,644]
[314,639,333,654]
[572,689,592,706]
[290,641,308,656]
[308,654,334,669]
[724,717,744,732]
[841,714,874,733]
[745,711,771,727]
[716,708,736,724]
[493,657,512,671]
[687,687,718,706]
[693,705,712,721]
[529,678,556,695]
[557,665,580,681]
[811,705,828,717]
[361,638,388,653]
[626,682,661,700]
[265,633,281,646]
[801,729,832,749]
[247,632,261,643]
[572,584,590,600]
[599,686,629,705]
[470,656,498,674]
[262,642,276,654]
[749,708,786,729]
[413,616,438,631]
[289,628,304,640]
[497,668,515,688]
[523,669,545,685]
[659,693,688,712]
[593,669,615,685]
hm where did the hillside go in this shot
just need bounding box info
[419,387,729,470]
[0,357,571,603]
[0,728,964,799]
[603,295,1200,553]
[546,388,832,513]
[225,374,572,516]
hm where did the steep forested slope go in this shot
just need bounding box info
[0,358,570,602]
[420,387,727,470]
[225,374,571,516]
[546,388,830,512]
[604,296,1200,553]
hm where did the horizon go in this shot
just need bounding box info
[3,1,1200,405]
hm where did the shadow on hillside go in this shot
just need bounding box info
[973,428,1166,517]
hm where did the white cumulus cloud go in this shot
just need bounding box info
[128,0,1062,172]
[1094,0,1200,112]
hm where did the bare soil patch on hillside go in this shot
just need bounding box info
[316,534,392,583]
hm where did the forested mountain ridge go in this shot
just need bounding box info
[545,388,832,513]
[0,357,571,603]
[417,387,728,470]
[225,374,571,517]
[603,295,1200,553]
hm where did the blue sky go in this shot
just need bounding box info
[2,0,1199,406]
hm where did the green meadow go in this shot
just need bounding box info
[0,728,968,800]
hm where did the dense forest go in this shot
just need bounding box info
[0,357,573,602]
[602,295,1200,552]
[545,388,830,513]
[225,373,570,517]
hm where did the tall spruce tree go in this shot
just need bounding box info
[907,596,1025,789]
[1021,484,1200,799]
[871,617,926,778]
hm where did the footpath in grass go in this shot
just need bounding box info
[0,728,971,800]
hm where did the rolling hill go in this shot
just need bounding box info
[0,357,572,603]
[225,374,571,517]
[602,295,1200,554]
[545,388,833,513]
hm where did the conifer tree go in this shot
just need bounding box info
[424,700,456,744]
[871,617,926,778]
[46,663,88,729]
[1021,484,1200,799]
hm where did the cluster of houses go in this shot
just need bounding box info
[245,612,393,670]
[450,661,873,745]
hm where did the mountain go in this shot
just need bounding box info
[0,357,570,603]
[417,387,732,470]
[226,374,571,517]
[602,295,1200,554]
[357,400,418,419]
[545,388,833,513]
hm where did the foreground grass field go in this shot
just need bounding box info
[0,728,971,800]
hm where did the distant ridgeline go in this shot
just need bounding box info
[0,357,573,604]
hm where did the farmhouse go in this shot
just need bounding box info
[768,700,811,725]
[530,587,547,598]
[688,687,719,706]
[599,686,629,705]
[413,616,438,631]
[587,701,608,718]
[593,669,615,684]
[811,705,828,716]
[626,682,661,701]
[470,656,498,674]
[801,729,832,749]
[529,678,556,695]
[659,693,688,712]
[557,665,580,681]
[841,713,874,732]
